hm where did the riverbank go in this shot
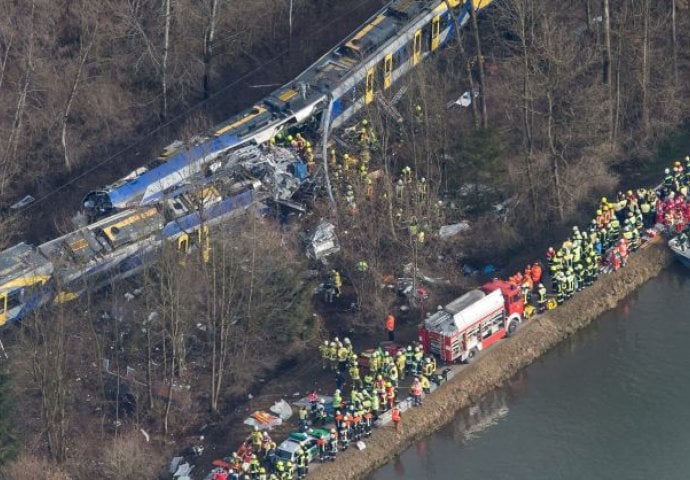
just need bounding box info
[311,239,674,480]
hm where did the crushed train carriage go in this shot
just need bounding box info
[0,0,496,326]
[81,0,492,218]
[0,147,305,325]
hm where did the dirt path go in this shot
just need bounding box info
[310,239,674,480]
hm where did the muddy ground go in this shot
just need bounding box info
[310,239,673,480]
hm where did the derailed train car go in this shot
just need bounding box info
[0,147,303,326]
[82,0,492,218]
[0,0,494,325]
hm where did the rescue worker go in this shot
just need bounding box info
[521,279,531,304]
[422,356,435,378]
[555,272,565,304]
[385,381,396,409]
[369,350,381,374]
[251,427,263,453]
[332,390,342,411]
[337,342,349,373]
[562,244,573,270]
[405,346,415,375]
[574,263,585,292]
[319,340,329,370]
[630,226,641,251]
[565,268,575,299]
[330,269,342,297]
[537,283,547,313]
[388,362,399,388]
[349,361,362,389]
[296,449,308,479]
[249,454,260,478]
[414,104,423,124]
[420,374,431,395]
[402,165,412,184]
[417,177,428,201]
[385,313,396,341]
[531,262,543,285]
[328,341,338,371]
[298,405,308,432]
[395,351,407,381]
[411,377,423,406]
[413,346,423,375]
[328,430,338,461]
[391,404,402,432]
[664,168,674,190]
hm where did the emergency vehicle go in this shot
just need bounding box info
[418,280,528,363]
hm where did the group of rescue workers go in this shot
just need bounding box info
[209,335,440,480]
[208,107,690,480]
[506,155,690,313]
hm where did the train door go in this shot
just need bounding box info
[383,54,393,90]
[0,289,22,326]
[431,16,441,51]
[177,233,190,253]
[365,67,375,105]
[413,30,422,66]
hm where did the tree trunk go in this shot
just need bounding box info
[520,10,537,218]
[469,3,488,128]
[547,91,564,221]
[62,38,94,171]
[203,0,220,99]
[671,0,678,86]
[602,0,614,142]
[161,0,172,120]
[443,1,478,127]
[640,0,650,134]
[0,34,12,93]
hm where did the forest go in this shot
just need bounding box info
[0,0,688,478]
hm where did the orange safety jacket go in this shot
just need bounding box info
[385,314,395,332]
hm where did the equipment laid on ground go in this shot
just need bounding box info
[418,279,526,363]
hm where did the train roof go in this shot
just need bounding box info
[211,0,458,137]
[39,208,165,266]
[104,132,242,207]
[0,243,52,287]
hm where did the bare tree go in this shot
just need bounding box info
[202,0,221,99]
[62,34,95,170]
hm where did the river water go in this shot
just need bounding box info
[370,264,690,480]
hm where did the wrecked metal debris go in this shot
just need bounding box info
[305,220,340,260]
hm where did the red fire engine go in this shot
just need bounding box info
[418,280,526,363]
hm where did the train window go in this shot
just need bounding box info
[413,30,422,65]
[431,16,441,51]
[394,46,407,68]
[440,12,450,32]
[383,54,393,89]
[365,68,375,105]
[1,290,22,313]
[422,23,432,52]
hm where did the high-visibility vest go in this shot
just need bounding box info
[391,408,401,422]
[385,315,395,331]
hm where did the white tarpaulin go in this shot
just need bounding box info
[270,399,293,420]
[439,222,470,239]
